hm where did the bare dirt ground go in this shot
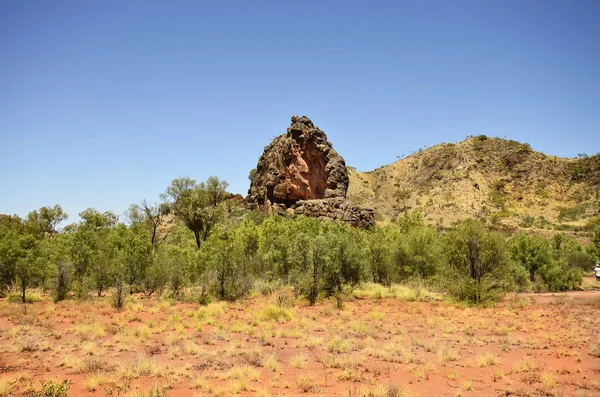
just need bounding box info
[1,288,600,397]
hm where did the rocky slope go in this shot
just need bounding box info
[347,135,600,231]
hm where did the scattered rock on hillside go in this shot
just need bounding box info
[247,115,374,228]
[294,197,375,229]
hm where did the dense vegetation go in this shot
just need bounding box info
[1,177,599,307]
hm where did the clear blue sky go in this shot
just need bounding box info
[1,1,599,222]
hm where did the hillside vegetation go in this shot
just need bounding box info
[348,136,600,234]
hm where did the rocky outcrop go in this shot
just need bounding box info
[247,115,374,228]
[294,197,375,229]
[247,115,348,207]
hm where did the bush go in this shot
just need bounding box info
[539,261,582,292]
[442,220,510,304]
[111,278,126,310]
[567,251,596,271]
[30,379,72,397]
[557,205,586,222]
[54,262,70,303]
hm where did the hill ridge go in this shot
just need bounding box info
[347,135,600,232]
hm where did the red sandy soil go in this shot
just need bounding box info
[1,289,600,396]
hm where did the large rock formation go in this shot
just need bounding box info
[247,115,374,228]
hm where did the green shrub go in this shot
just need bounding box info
[557,204,586,222]
[567,251,595,271]
[30,379,72,397]
[442,220,510,304]
[111,278,126,310]
[539,261,582,292]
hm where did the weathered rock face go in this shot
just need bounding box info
[247,115,348,207]
[247,115,374,228]
[294,197,375,229]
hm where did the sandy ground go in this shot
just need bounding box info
[1,288,600,397]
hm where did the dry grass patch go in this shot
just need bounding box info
[84,372,110,391]
[327,336,353,353]
[437,344,459,364]
[116,355,164,379]
[258,305,293,322]
[291,354,308,369]
[220,365,260,381]
[477,352,500,367]
[0,376,17,397]
[513,356,537,373]
[261,353,281,372]
[296,373,315,393]
[74,323,105,341]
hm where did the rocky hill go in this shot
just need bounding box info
[347,135,600,232]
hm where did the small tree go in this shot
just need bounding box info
[367,226,394,286]
[402,227,440,279]
[163,176,229,249]
[14,237,40,303]
[54,261,71,302]
[204,230,247,300]
[394,188,411,213]
[442,220,509,304]
[127,201,170,250]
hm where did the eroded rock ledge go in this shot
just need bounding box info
[247,115,374,228]
[294,197,375,229]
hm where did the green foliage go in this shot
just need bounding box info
[507,232,584,292]
[519,216,535,228]
[203,229,248,300]
[54,261,71,302]
[488,190,507,210]
[394,227,441,280]
[442,220,510,304]
[6,289,42,303]
[111,277,126,310]
[394,187,411,212]
[248,168,257,182]
[586,226,600,262]
[29,379,72,397]
[566,251,595,271]
[366,226,394,286]
[509,233,551,283]
[5,171,597,307]
[0,223,32,294]
[557,204,586,222]
[397,208,424,233]
[538,260,582,292]
[163,176,229,248]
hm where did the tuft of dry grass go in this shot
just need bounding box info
[513,356,537,373]
[296,373,315,393]
[116,355,164,379]
[0,376,17,397]
[437,344,459,364]
[327,336,353,354]
[84,372,110,391]
[261,353,281,373]
[477,352,500,368]
[258,305,293,322]
[291,354,308,369]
